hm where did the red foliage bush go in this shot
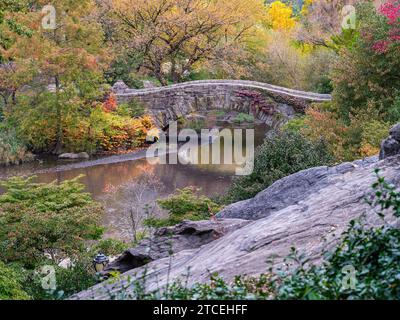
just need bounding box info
[103,93,118,113]
[372,1,400,53]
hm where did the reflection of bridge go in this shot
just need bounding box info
[113,80,332,127]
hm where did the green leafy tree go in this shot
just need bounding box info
[221,131,334,204]
[0,176,104,267]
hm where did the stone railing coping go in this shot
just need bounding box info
[114,80,332,102]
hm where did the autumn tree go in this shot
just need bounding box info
[0,1,34,112]
[5,1,109,154]
[40,1,108,154]
[107,0,266,85]
[0,60,36,110]
[296,0,361,47]
[265,1,297,30]
[331,1,400,122]
[0,0,32,61]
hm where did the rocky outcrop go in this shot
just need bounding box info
[103,219,250,274]
[72,154,400,300]
[72,128,400,300]
[380,123,400,159]
[217,157,378,220]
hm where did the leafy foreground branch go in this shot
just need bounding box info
[102,170,400,300]
[0,175,131,300]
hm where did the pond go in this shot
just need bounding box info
[0,123,269,239]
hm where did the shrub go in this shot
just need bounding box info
[211,110,227,118]
[355,119,390,157]
[220,131,334,204]
[19,258,97,300]
[160,274,273,300]
[145,187,222,227]
[102,93,118,113]
[90,238,131,257]
[388,93,400,121]
[69,108,154,153]
[282,116,306,133]
[302,106,350,161]
[233,113,254,124]
[12,95,153,154]
[303,104,391,161]
[0,176,108,299]
[53,261,97,299]
[179,118,207,132]
[116,99,146,118]
[0,176,104,267]
[0,127,33,166]
[111,273,274,300]
[0,261,30,300]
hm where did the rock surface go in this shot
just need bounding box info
[142,80,158,89]
[72,152,400,300]
[380,123,400,159]
[103,219,250,274]
[58,152,89,160]
[217,157,378,220]
[112,80,129,93]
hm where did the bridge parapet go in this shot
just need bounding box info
[112,80,331,127]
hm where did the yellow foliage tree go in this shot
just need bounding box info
[266,1,297,31]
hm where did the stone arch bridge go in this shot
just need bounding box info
[112,80,331,128]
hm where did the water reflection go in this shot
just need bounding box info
[0,124,268,239]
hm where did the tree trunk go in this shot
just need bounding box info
[171,70,182,83]
[53,76,63,155]
[11,91,16,105]
[171,59,183,83]
[155,72,168,86]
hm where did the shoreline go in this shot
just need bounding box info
[36,148,151,174]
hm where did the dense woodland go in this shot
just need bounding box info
[0,0,397,163]
[1,0,400,300]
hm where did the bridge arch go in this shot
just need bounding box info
[112,80,331,128]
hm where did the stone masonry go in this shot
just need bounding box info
[112,80,332,127]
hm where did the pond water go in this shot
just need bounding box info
[0,123,269,239]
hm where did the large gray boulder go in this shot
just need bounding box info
[112,80,129,94]
[103,219,250,274]
[217,158,377,220]
[380,123,400,159]
[71,153,400,300]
